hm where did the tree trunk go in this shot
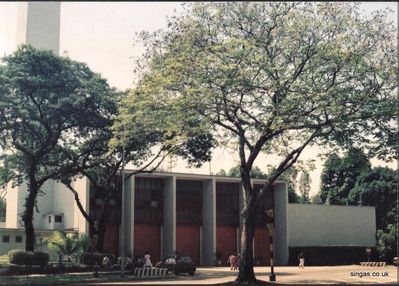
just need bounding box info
[236,194,257,283]
[23,175,39,251]
[96,207,109,253]
[67,184,93,225]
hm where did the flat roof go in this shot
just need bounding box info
[127,170,286,185]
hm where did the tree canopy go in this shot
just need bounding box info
[348,167,398,230]
[0,45,117,251]
[116,2,397,282]
[319,148,371,205]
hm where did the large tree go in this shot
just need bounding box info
[348,167,398,230]
[120,3,396,282]
[348,167,398,262]
[63,86,214,253]
[0,46,116,251]
[319,148,371,205]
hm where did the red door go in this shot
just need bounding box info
[134,224,161,264]
[217,226,237,265]
[103,223,119,256]
[254,227,270,266]
[176,225,200,264]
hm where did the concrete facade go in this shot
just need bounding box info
[287,204,376,247]
[0,171,378,265]
[125,172,288,266]
[17,2,61,54]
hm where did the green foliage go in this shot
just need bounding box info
[220,165,268,179]
[377,224,398,263]
[122,2,396,280]
[8,250,49,266]
[44,230,90,262]
[298,171,311,203]
[319,148,371,205]
[0,45,118,251]
[348,167,398,230]
[0,198,5,222]
[218,165,300,203]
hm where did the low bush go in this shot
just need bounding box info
[8,250,49,266]
[8,250,30,265]
[31,251,49,267]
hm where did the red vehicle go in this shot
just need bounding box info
[156,255,196,276]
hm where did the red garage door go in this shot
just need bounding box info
[134,224,161,264]
[217,226,237,265]
[176,225,200,264]
[254,227,270,266]
[103,223,119,256]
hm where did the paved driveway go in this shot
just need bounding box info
[85,265,397,285]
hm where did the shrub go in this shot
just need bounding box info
[8,250,49,266]
[31,251,49,267]
[80,252,115,266]
[8,250,31,265]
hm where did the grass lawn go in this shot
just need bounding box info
[0,272,174,285]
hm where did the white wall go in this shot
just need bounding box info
[52,181,75,229]
[287,204,376,247]
[0,231,25,255]
[17,2,60,54]
[5,182,19,229]
[33,180,54,229]
[72,176,90,234]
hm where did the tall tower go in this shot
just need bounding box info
[16,2,60,55]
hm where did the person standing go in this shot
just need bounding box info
[143,251,153,268]
[227,254,238,270]
[298,251,305,269]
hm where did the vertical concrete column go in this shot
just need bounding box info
[202,179,216,265]
[163,176,176,258]
[273,182,289,265]
[122,175,135,256]
[17,2,61,55]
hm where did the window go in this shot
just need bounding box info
[54,215,62,223]
[48,216,51,223]
[15,235,23,243]
[2,235,10,243]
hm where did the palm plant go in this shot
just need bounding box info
[45,230,88,262]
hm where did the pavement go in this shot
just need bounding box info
[82,265,398,285]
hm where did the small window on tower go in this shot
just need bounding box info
[54,215,62,223]
[48,216,52,223]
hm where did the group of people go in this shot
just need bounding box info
[101,251,153,269]
[103,251,305,270]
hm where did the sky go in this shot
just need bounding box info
[0,2,397,196]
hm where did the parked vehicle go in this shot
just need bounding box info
[156,255,196,276]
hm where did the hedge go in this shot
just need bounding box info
[8,250,49,266]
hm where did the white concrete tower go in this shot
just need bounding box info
[16,2,60,55]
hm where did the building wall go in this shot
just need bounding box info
[0,230,25,254]
[287,204,376,247]
[52,181,75,229]
[5,182,21,229]
[33,180,54,229]
[73,176,90,234]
